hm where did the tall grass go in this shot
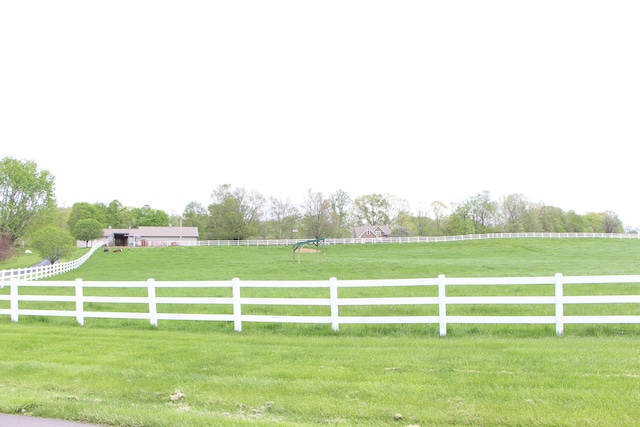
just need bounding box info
[1,239,640,426]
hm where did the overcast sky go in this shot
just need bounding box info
[2,1,639,228]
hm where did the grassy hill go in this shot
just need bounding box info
[2,238,640,426]
[48,237,640,281]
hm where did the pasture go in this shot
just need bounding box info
[37,237,640,281]
[1,238,640,426]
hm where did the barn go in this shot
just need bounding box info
[100,226,199,247]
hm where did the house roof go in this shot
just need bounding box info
[353,225,391,238]
[103,226,199,238]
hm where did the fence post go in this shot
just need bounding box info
[75,278,84,326]
[438,274,447,337]
[232,278,242,332]
[555,273,564,336]
[330,277,339,332]
[10,279,19,323]
[148,278,158,327]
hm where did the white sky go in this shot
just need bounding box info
[2,1,639,228]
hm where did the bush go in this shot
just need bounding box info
[31,226,75,263]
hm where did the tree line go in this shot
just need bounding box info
[0,157,631,263]
[64,186,628,241]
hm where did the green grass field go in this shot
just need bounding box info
[0,250,44,270]
[1,239,640,426]
[46,238,640,280]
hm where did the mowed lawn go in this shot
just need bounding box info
[1,238,640,426]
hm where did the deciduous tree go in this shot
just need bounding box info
[268,196,299,239]
[411,205,431,236]
[301,189,332,238]
[0,232,14,263]
[442,206,474,235]
[537,205,567,232]
[182,201,209,237]
[431,201,448,233]
[602,211,623,233]
[329,190,352,234]
[499,194,530,232]
[67,202,103,232]
[385,194,411,230]
[353,194,390,226]
[106,200,131,228]
[72,218,104,246]
[564,210,585,232]
[468,191,497,232]
[208,184,264,240]
[0,157,56,243]
[31,226,75,264]
[130,205,170,227]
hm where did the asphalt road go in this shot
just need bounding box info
[0,414,106,427]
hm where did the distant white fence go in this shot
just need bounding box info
[2,274,639,336]
[5,233,638,281]
[92,232,640,248]
[191,232,640,247]
[0,242,105,283]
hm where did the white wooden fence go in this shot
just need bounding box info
[191,232,640,247]
[2,274,639,336]
[0,242,105,283]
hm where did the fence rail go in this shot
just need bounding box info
[0,242,105,283]
[185,232,640,247]
[2,274,640,336]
